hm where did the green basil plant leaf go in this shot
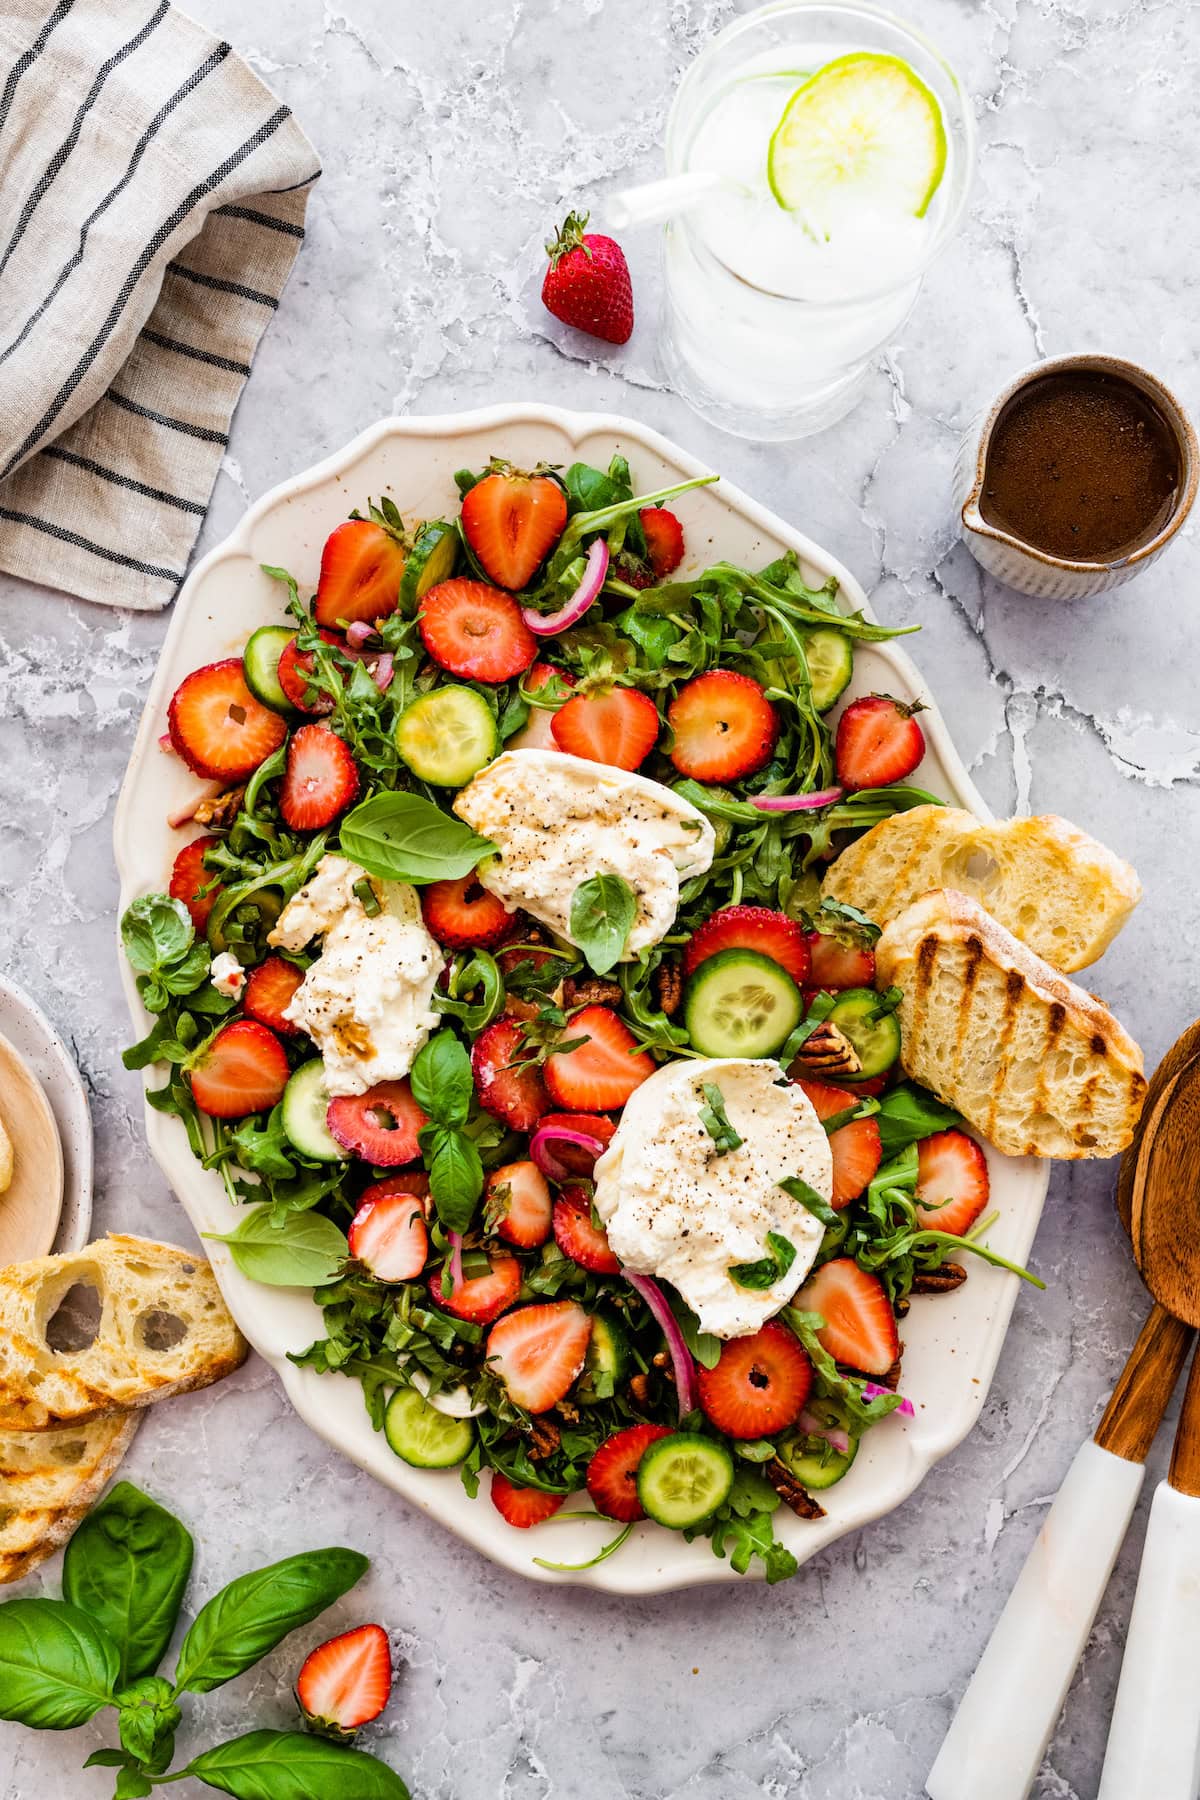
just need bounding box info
[421,1121,484,1237]
[569,873,636,977]
[205,1206,348,1288]
[0,1597,119,1729]
[729,1231,798,1292]
[339,791,494,885]
[186,1729,410,1800]
[120,894,194,976]
[875,1082,963,1158]
[114,1768,154,1800]
[63,1482,194,1686]
[173,1548,368,1695]
[114,1674,181,1773]
[410,1029,473,1126]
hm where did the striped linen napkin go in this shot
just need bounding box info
[0,0,319,611]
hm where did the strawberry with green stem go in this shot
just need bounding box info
[541,210,634,346]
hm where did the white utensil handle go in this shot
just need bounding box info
[1098,1481,1200,1799]
[927,1438,1144,1800]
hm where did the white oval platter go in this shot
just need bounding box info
[113,404,1049,1592]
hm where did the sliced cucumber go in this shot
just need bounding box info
[398,520,458,614]
[281,1059,345,1163]
[384,1384,474,1468]
[396,685,499,787]
[637,1432,734,1529]
[242,625,295,714]
[577,1307,631,1405]
[777,1406,858,1490]
[827,987,901,1079]
[684,948,802,1059]
[801,628,854,712]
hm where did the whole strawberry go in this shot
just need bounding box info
[541,210,634,345]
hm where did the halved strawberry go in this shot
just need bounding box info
[486,1301,593,1412]
[243,955,305,1034]
[419,579,536,683]
[471,1018,551,1133]
[431,1250,522,1324]
[421,874,514,949]
[276,630,340,714]
[552,1185,620,1274]
[485,1160,553,1249]
[348,1179,429,1281]
[296,1622,392,1739]
[793,1077,882,1208]
[550,685,659,772]
[543,1006,654,1112]
[506,661,576,751]
[461,465,567,590]
[805,932,876,992]
[168,659,287,780]
[667,670,778,782]
[529,1111,616,1179]
[586,1422,674,1522]
[325,1079,427,1166]
[279,724,360,831]
[796,1257,899,1376]
[915,1129,990,1235]
[835,694,926,790]
[189,1018,290,1118]
[697,1321,812,1439]
[490,1472,565,1529]
[169,835,222,932]
[639,507,684,580]
[315,518,407,628]
[683,905,811,986]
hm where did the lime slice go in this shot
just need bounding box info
[767,52,947,232]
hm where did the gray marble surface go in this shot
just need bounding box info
[2,1,1198,1794]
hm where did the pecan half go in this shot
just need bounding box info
[563,976,624,1007]
[628,1372,653,1407]
[553,1399,581,1426]
[767,1458,826,1520]
[655,958,683,1017]
[502,995,543,1023]
[192,785,245,830]
[876,1348,905,1391]
[527,1417,561,1462]
[911,1261,967,1296]
[792,1021,861,1079]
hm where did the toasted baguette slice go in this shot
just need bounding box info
[0,1235,248,1432]
[0,1411,139,1584]
[821,806,1141,972]
[876,890,1146,1159]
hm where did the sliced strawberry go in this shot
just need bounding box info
[552,1185,621,1274]
[325,1079,427,1166]
[486,1300,593,1413]
[431,1250,522,1324]
[169,835,222,932]
[550,685,659,772]
[639,507,684,580]
[279,724,360,831]
[461,465,567,590]
[915,1129,990,1235]
[348,1180,429,1281]
[168,659,287,780]
[835,694,926,790]
[315,518,407,628]
[796,1257,900,1376]
[471,1018,551,1133]
[794,1077,882,1208]
[805,932,877,992]
[683,905,811,986]
[276,630,340,714]
[485,1160,553,1249]
[296,1622,392,1738]
[243,955,305,1034]
[697,1321,812,1439]
[667,670,778,782]
[543,1005,654,1112]
[529,1111,616,1179]
[490,1472,566,1529]
[419,578,536,683]
[586,1423,674,1522]
[506,661,577,750]
[421,875,514,950]
[189,1018,290,1118]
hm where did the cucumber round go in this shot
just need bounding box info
[577,1307,631,1405]
[777,1428,858,1491]
[242,625,295,713]
[396,685,499,787]
[801,628,854,712]
[399,520,458,613]
[826,987,902,1079]
[384,1385,474,1468]
[684,948,803,1059]
[637,1433,734,1530]
[281,1059,345,1162]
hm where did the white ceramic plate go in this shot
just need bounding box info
[114,406,1049,1592]
[0,975,93,1254]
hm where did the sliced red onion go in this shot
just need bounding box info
[862,1381,915,1417]
[797,1407,851,1456]
[446,1230,465,1294]
[529,1122,607,1184]
[372,652,394,692]
[167,783,221,829]
[521,536,608,637]
[345,620,379,648]
[158,732,176,756]
[622,1270,696,1419]
[751,786,845,813]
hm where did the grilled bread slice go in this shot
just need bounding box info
[821,806,1141,972]
[876,890,1145,1159]
[0,1235,248,1432]
[0,1411,139,1584]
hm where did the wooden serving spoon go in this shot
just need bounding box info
[928,1025,1200,1800]
[0,1026,64,1264]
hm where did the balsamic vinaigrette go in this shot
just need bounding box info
[979,370,1180,561]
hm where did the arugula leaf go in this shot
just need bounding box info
[206,1206,348,1288]
[706,1468,798,1583]
[729,1231,797,1291]
[783,1309,903,1429]
[697,1083,742,1154]
[0,1597,119,1728]
[174,1548,367,1694]
[185,1729,410,1798]
[63,1483,193,1687]
[569,873,636,976]
[225,1107,299,1182]
[340,792,494,885]
[875,1083,963,1157]
[410,1029,473,1126]
[778,1175,839,1227]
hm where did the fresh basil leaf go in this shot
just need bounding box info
[729,1231,797,1292]
[410,1029,473,1126]
[569,873,636,977]
[779,1175,839,1228]
[614,606,680,668]
[174,1549,368,1695]
[875,1082,963,1157]
[421,1122,484,1236]
[186,1729,410,1799]
[563,458,629,515]
[205,1206,348,1288]
[84,1751,130,1769]
[115,1769,154,1800]
[697,1082,742,1154]
[0,1597,118,1728]
[114,1674,181,1772]
[121,894,194,975]
[340,792,494,885]
[62,1482,194,1686]
[805,896,882,948]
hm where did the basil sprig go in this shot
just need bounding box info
[185,1730,409,1797]
[173,1547,367,1694]
[121,895,210,1014]
[411,1029,483,1237]
[729,1231,798,1291]
[697,1083,742,1155]
[63,1484,193,1688]
[339,790,493,885]
[569,873,636,976]
[206,1205,349,1288]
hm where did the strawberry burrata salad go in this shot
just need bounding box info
[123,452,1036,1579]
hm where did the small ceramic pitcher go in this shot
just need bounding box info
[955,351,1197,599]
